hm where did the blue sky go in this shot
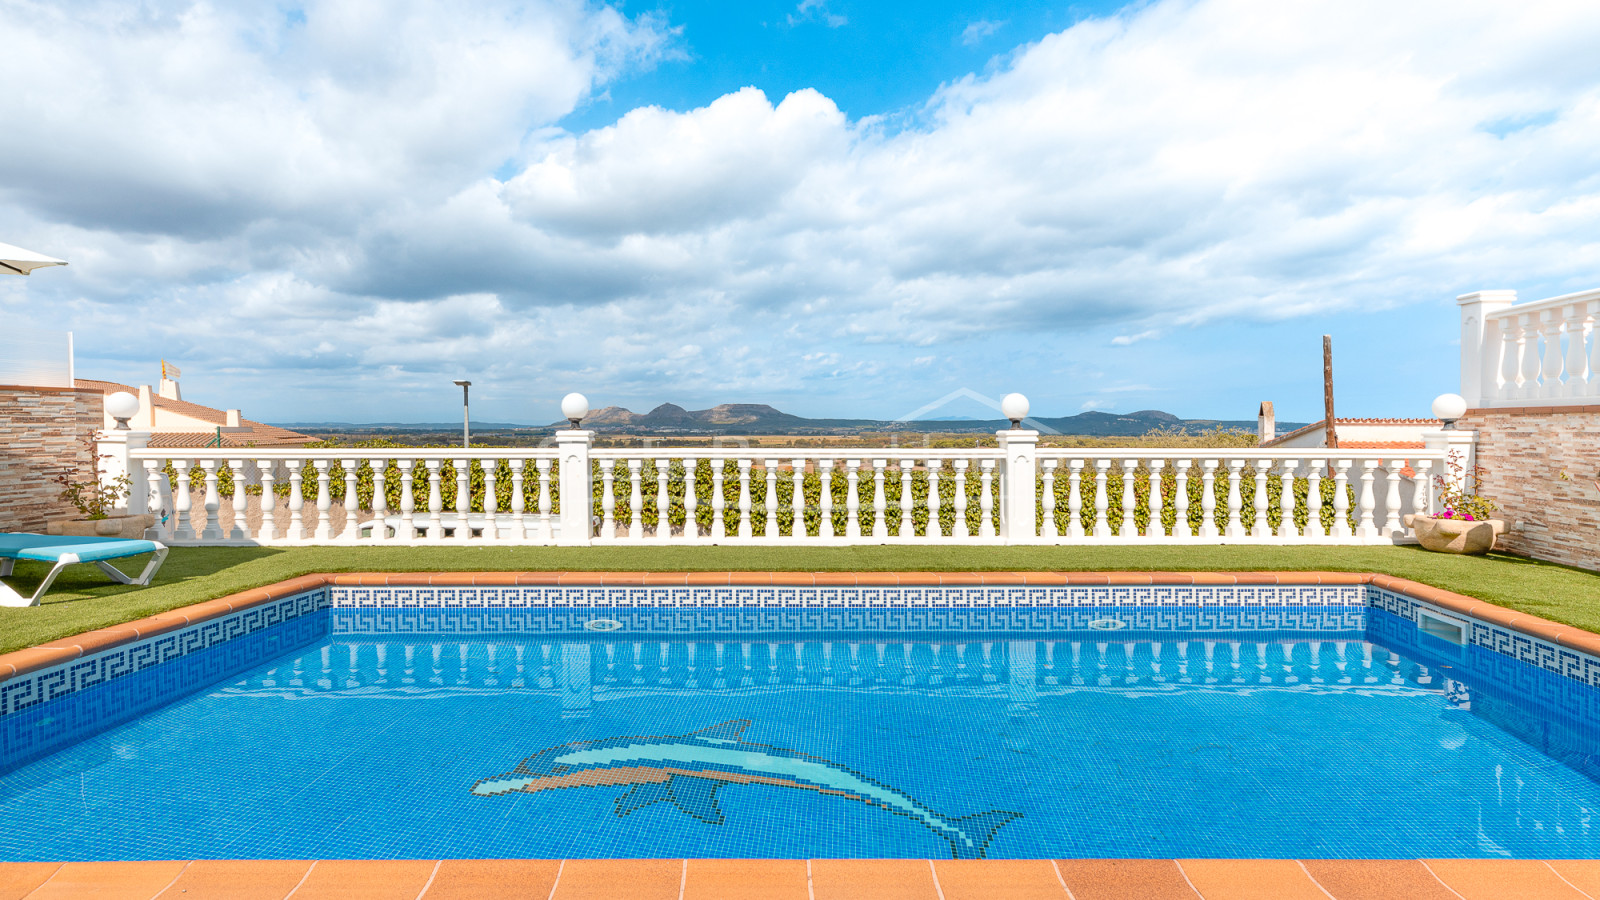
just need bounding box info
[3,0,1598,426]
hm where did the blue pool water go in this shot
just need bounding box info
[3,605,1600,860]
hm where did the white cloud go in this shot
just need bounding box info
[1080,399,1114,410]
[788,0,847,28]
[961,19,1005,46]
[8,0,1600,421]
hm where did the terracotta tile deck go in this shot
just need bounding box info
[4,858,1597,898]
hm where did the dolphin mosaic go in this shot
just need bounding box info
[470,719,1020,859]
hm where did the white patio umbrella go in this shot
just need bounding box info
[0,241,67,275]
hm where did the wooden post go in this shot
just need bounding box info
[1322,335,1338,449]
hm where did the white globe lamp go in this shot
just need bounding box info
[1000,393,1030,429]
[561,392,590,428]
[105,391,140,430]
[1431,393,1467,430]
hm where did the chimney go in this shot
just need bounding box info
[226,409,242,428]
[1257,401,1275,445]
[138,385,156,428]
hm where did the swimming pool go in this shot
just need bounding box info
[2,575,1598,861]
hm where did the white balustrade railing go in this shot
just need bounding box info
[118,437,1443,547]
[1460,287,1600,408]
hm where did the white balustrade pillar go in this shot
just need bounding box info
[657,458,673,541]
[506,460,526,541]
[1519,313,1541,400]
[1277,460,1297,539]
[1304,459,1325,539]
[1411,459,1433,521]
[1382,458,1405,539]
[628,459,644,539]
[484,462,500,541]
[173,460,195,540]
[257,460,278,541]
[925,460,943,539]
[1498,317,1520,404]
[737,459,753,539]
[226,459,248,541]
[979,460,997,539]
[599,460,617,539]
[1066,460,1085,539]
[1198,460,1219,539]
[897,459,914,539]
[790,459,807,540]
[844,459,863,539]
[201,460,223,541]
[1040,460,1058,540]
[1092,460,1111,538]
[1540,309,1566,399]
[1224,460,1246,539]
[1331,460,1352,538]
[396,460,416,542]
[952,461,970,539]
[143,460,170,541]
[1356,459,1380,539]
[535,459,553,541]
[1565,302,1590,399]
[555,430,594,546]
[341,462,358,543]
[682,457,700,541]
[95,428,147,516]
[1172,460,1191,539]
[870,459,888,539]
[367,458,389,543]
[425,460,444,541]
[452,459,471,543]
[1588,298,1600,398]
[1252,459,1271,537]
[1456,290,1516,407]
[285,460,304,541]
[818,459,835,539]
[312,460,332,541]
[711,460,727,540]
[1119,459,1138,539]
[1148,460,1165,538]
[766,460,783,539]
[998,429,1038,544]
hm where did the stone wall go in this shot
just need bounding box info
[0,386,102,533]
[1461,405,1600,572]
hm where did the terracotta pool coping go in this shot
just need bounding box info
[3,570,1595,686]
[5,857,1600,899]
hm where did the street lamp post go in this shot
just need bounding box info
[454,380,471,449]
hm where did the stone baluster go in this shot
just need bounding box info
[790,459,808,540]
[925,460,942,538]
[898,459,914,539]
[711,459,726,540]
[1119,459,1138,538]
[1588,299,1600,397]
[535,459,553,541]
[1172,460,1191,539]
[483,461,500,541]
[952,460,969,539]
[1382,458,1406,538]
[977,460,996,539]
[424,460,444,540]
[1224,459,1246,539]
[396,460,416,542]
[505,460,525,541]
[871,459,888,539]
[1497,316,1520,402]
[1519,313,1541,400]
[1355,459,1381,539]
[453,458,471,543]
[1330,459,1352,538]
[818,459,835,538]
[844,459,863,539]
[285,460,304,542]
[657,458,672,541]
[1067,460,1085,539]
[199,460,222,541]
[1304,459,1325,538]
[1040,460,1058,539]
[599,460,617,539]
[311,459,332,541]
[1148,460,1165,538]
[737,459,753,539]
[143,461,171,541]
[676,457,697,541]
[1198,460,1219,539]
[1092,459,1110,538]
[1412,459,1433,519]
[257,461,278,541]
[1252,459,1271,537]
[1277,460,1298,538]
[765,459,781,539]
[226,459,247,541]
[172,459,195,540]
[1566,303,1590,399]
[627,459,644,539]
[1540,308,1566,399]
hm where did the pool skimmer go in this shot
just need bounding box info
[1087,618,1128,631]
[583,618,624,632]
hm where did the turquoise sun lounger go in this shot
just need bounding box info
[0,533,169,607]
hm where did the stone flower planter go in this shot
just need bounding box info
[46,514,157,540]
[1404,514,1506,555]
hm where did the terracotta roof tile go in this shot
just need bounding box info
[1261,417,1440,448]
[77,378,314,448]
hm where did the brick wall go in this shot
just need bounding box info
[1460,405,1600,572]
[0,386,103,533]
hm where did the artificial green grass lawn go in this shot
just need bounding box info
[0,545,1596,655]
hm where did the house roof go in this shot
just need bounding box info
[1262,416,1440,448]
[77,379,315,448]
